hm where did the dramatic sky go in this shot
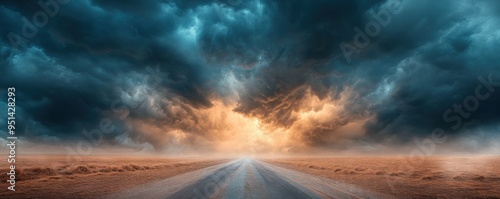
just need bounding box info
[1,0,500,155]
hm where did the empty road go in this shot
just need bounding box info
[108,158,392,199]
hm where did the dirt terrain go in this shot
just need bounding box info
[110,158,391,199]
[2,155,498,198]
[0,155,229,199]
[263,156,500,198]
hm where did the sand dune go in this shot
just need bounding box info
[1,160,210,181]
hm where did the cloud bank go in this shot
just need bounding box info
[1,0,500,154]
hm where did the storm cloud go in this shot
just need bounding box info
[1,0,499,154]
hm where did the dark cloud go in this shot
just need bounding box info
[1,0,499,153]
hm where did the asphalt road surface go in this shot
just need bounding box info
[107,158,392,199]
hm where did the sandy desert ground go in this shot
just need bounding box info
[108,158,392,199]
[1,155,499,198]
[263,156,500,198]
[0,155,229,199]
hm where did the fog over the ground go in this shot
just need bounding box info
[1,0,500,154]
